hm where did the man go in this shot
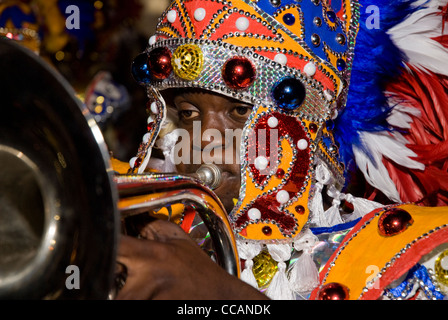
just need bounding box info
[115,0,448,300]
[116,88,267,299]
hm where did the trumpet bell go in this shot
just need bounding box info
[0,38,119,299]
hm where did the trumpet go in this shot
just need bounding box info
[0,38,239,299]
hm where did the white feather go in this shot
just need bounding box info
[386,99,422,129]
[353,143,401,202]
[353,131,425,202]
[388,0,448,77]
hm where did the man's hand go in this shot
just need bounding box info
[115,219,269,300]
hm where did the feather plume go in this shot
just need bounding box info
[335,0,422,172]
[335,0,448,205]
[389,0,448,77]
[384,64,448,205]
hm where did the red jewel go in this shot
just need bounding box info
[148,47,172,79]
[309,123,318,133]
[262,226,272,236]
[134,157,142,168]
[276,168,285,178]
[295,205,305,214]
[222,57,256,90]
[378,207,414,237]
[317,282,350,300]
[147,123,153,132]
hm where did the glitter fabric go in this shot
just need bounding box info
[233,112,311,238]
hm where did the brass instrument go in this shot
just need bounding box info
[0,38,239,299]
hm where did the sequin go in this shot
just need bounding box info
[317,282,350,300]
[172,44,204,80]
[336,33,346,45]
[276,168,285,178]
[297,139,308,150]
[248,208,262,220]
[131,53,151,84]
[235,17,250,31]
[304,62,316,77]
[311,33,321,47]
[267,116,279,128]
[274,53,287,66]
[295,205,305,214]
[148,47,173,79]
[252,251,278,289]
[167,10,177,23]
[326,10,337,23]
[336,58,346,71]
[194,8,206,21]
[272,77,306,111]
[262,226,273,236]
[276,190,290,204]
[282,13,295,26]
[222,57,256,90]
[435,249,448,287]
[378,208,414,237]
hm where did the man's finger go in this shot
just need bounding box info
[138,219,191,241]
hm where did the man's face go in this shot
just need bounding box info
[165,89,253,213]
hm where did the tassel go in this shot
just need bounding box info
[343,193,383,222]
[309,163,332,227]
[237,241,262,289]
[266,243,295,300]
[325,185,345,226]
[288,229,320,293]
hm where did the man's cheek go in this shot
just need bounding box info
[173,135,194,166]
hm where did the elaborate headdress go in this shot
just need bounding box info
[131,0,360,232]
[130,0,448,299]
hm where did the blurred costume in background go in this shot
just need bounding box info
[0,0,41,53]
[129,0,448,300]
[0,0,149,160]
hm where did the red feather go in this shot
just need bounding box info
[381,64,448,206]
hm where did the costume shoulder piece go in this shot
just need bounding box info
[310,204,448,300]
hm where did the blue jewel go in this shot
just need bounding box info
[272,77,306,111]
[326,10,336,23]
[282,13,295,26]
[326,119,335,131]
[131,53,151,85]
[336,58,346,71]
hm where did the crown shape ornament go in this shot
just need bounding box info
[131,0,361,242]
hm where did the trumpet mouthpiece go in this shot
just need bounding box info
[194,164,222,190]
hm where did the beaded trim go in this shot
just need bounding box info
[147,38,336,121]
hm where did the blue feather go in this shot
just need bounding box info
[334,0,425,180]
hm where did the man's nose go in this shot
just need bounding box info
[200,114,226,150]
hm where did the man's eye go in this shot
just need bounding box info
[179,110,199,120]
[232,106,252,118]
